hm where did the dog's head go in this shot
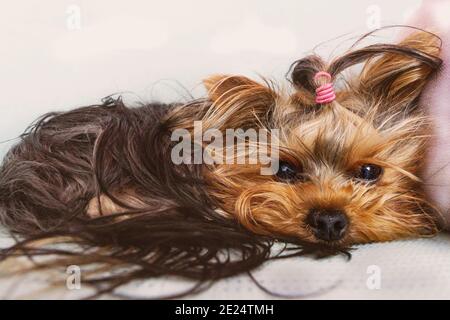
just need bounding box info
[201,31,442,247]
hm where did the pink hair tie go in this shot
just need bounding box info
[314,71,336,104]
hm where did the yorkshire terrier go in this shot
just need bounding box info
[0,29,443,296]
[203,30,443,245]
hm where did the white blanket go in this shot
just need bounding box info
[1,229,449,299]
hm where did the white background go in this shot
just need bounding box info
[0,0,422,155]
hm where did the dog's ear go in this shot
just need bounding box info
[203,74,261,102]
[202,74,277,129]
[356,31,442,112]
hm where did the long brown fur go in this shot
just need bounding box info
[0,28,443,298]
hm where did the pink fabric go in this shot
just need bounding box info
[314,72,336,104]
[405,0,450,228]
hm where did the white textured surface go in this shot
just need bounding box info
[102,234,450,299]
[1,228,449,299]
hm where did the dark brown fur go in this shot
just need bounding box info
[0,98,326,298]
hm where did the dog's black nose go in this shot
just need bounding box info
[307,209,348,241]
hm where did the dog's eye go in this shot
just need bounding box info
[276,161,301,182]
[355,164,383,181]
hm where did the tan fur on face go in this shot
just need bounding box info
[205,101,438,245]
[203,31,442,246]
